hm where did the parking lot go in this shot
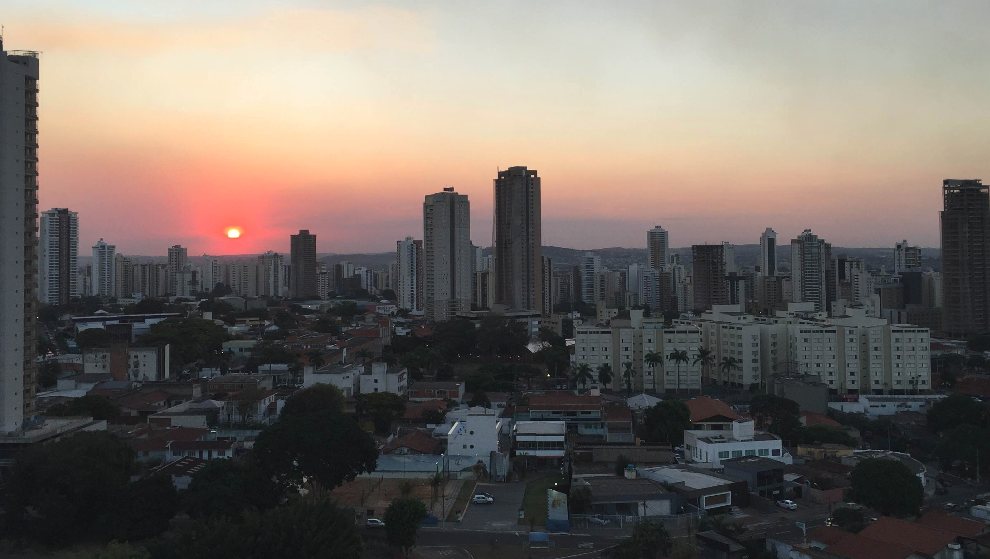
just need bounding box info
[457,481,526,531]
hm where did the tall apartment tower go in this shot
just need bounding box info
[201,255,222,294]
[542,256,554,315]
[691,244,729,312]
[580,252,601,304]
[166,244,187,295]
[396,236,422,312]
[759,228,777,277]
[91,239,116,297]
[0,42,40,432]
[493,166,542,312]
[258,251,286,297]
[894,240,922,273]
[423,188,472,321]
[941,179,990,338]
[39,208,79,304]
[114,254,134,299]
[790,229,832,312]
[647,225,669,271]
[289,230,318,299]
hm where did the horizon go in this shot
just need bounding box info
[7,1,989,254]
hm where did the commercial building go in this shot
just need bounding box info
[941,179,990,338]
[91,239,116,297]
[423,188,472,321]
[447,408,501,459]
[790,229,832,312]
[493,166,542,312]
[39,208,79,304]
[639,466,739,511]
[524,394,604,437]
[647,225,669,271]
[513,421,566,464]
[0,41,40,432]
[684,419,786,468]
[290,229,317,299]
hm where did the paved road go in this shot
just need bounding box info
[457,481,527,532]
[366,528,624,550]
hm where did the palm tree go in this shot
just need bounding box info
[597,363,613,390]
[644,351,663,394]
[668,349,690,394]
[574,363,594,391]
[622,361,635,396]
[308,351,325,370]
[694,347,713,394]
[720,356,741,389]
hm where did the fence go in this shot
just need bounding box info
[570,512,699,531]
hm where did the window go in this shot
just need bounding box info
[772,448,781,456]
[731,450,743,458]
[718,451,730,459]
[758,448,769,456]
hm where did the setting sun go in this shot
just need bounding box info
[226,228,241,239]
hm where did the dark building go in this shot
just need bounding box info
[493,166,542,312]
[941,179,990,338]
[722,456,788,499]
[692,244,729,312]
[289,230,317,299]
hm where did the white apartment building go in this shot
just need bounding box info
[574,310,703,393]
[581,252,601,304]
[684,420,787,468]
[448,410,502,459]
[201,255,221,294]
[359,362,408,396]
[423,189,472,321]
[513,421,566,461]
[790,229,831,312]
[1,43,41,432]
[396,237,421,311]
[39,208,79,304]
[83,345,171,381]
[257,251,286,297]
[894,240,922,273]
[91,239,116,297]
[304,363,361,398]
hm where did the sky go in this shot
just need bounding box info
[6,0,990,255]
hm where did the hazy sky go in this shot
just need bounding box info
[7,1,989,255]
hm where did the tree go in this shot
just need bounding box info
[750,394,801,441]
[476,315,528,358]
[184,458,280,519]
[383,497,428,557]
[38,359,60,388]
[622,361,635,396]
[355,392,406,434]
[829,507,866,533]
[796,425,857,447]
[612,519,672,559]
[281,384,346,418]
[614,453,632,476]
[381,288,397,301]
[644,351,663,393]
[850,458,923,516]
[668,349,689,394]
[469,390,491,408]
[927,393,987,432]
[934,423,990,476]
[720,356,741,385]
[694,347,713,392]
[4,432,134,544]
[115,473,179,541]
[137,318,229,375]
[308,351,326,369]
[569,486,593,514]
[46,394,121,422]
[574,363,594,390]
[312,317,339,335]
[75,327,111,350]
[148,499,362,559]
[253,410,378,491]
[597,363,614,389]
[642,399,691,445]
[423,408,446,424]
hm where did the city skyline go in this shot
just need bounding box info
[4,1,988,254]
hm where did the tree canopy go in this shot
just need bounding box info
[749,394,801,441]
[280,384,346,418]
[927,393,987,433]
[850,458,923,516]
[612,519,672,559]
[184,458,280,519]
[383,497,429,557]
[253,410,378,491]
[46,394,121,421]
[355,392,406,434]
[75,327,111,350]
[642,399,691,445]
[137,317,229,374]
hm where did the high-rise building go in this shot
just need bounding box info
[290,230,317,299]
[134,262,166,299]
[423,188,472,321]
[941,179,990,338]
[201,255,222,294]
[166,245,187,295]
[691,244,729,312]
[647,225,669,271]
[580,252,601,304]
[790,229,832,312]
[39,208,79,305]
[0,42,40,432]
[91,239,116,297]
[257,251,286,297]
[493,166,542,312]
[894,240,922,274]
[114,254,134,299]
[396,237,422,312]
[759,228,777,277]
[542,256,554,315]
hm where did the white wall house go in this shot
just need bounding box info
[359,362,408,396]
[447,412,501,459]
[304,363,361,397]
[513,421,566,460]
[684,420,789,468]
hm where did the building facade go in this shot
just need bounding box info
[423,188,472,321]
[290,229,317,299]
[692,244,729,312]
[759,227,777,277]
[790,229,832,312]
[493,166,542,312]
[941,179,990,338]
[894,240,922,274]
[39,208,79,304]
[647,225,669,271]
[166,244,187,295]
[91,239,116,297]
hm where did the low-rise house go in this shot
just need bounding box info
[696,531,745,559]
[604,405,634,443]
[513,421,566,467]
[150,456,209,490]
[149,399,223,429]
[304,363,361,397]
[797,443,855,461]
[223,389,280,425]
[407,382,465,402]
[525,394,604,438]
[684,419,787,468]
[56,373,111,392]
[572,474,678,517]
[114,390,176,422]
[686,396,742,430]
[208,374,274,393]
[572,444,674,469]
[402,400,449,424]
[128,426,210,463]
[166,439,239,461]
[359,362,408,396]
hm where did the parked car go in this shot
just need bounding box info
[472,494,494,504]
[776,499,798,511]
[366,518,385,529]
[587,515,610,526]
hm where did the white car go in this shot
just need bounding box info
[776,499,798,511]
[587,515,610,526]
[472,494,494,504]
[366,518,385,529]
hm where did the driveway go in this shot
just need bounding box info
[457,481,526,531]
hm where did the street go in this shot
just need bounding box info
[457,482,527,531]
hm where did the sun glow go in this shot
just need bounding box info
[226,228,241,239]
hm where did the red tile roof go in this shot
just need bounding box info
[382,431,441,455]
[916,509,986,538]
[686,396,742,422]
[403,400,448,421]
[801,411,842,427]
[529,394,602,411]
[859,516,957,557]
[129,427,210,452]
[116,390,172,411]
[604,405,633,423]
[809,526,853,546]
[823,532,914,559]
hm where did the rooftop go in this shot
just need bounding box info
[529,393,602,411]
[801,411,841,427]
[859,516,957,556]
[514,421,566,435]
[721,456,785,472]
[686,396,742,422]
[916,509,986,538]
[577,476,668,502]
[641,466,734,490]
[382,431,441,455]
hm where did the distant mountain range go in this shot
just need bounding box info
[97,244,941,273]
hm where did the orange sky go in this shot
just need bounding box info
[7,1,989,255]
